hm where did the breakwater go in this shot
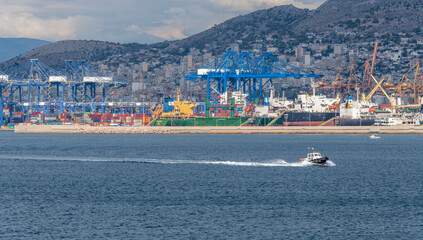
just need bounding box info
[13,124,423,134]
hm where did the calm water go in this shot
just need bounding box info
[0,132,422,239]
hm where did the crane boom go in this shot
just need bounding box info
[369,41,379,84]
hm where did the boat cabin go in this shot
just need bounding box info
[307,152,323,160]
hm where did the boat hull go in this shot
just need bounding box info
[308,157,329,166]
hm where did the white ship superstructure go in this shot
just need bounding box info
[293,92,339,113]
[375,113,422,126]
[340,97,378,119]
[255,89,293,117]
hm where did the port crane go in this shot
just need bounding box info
[365,76,394,105]
[185,51,323,117]
[329,42,379,97]
[393,62,423,105]
[328,40,423,112]
[0,59,144,126]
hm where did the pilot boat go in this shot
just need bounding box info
[300,148,329,166]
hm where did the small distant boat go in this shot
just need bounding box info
[300,147,329,166]
[369,134,380,139]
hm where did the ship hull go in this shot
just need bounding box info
[154,117,248,126]
[283,112,336,126]
[337,118,375,126]
[283,121,335,126]
[153,112,336,126]
[154,117,285,126]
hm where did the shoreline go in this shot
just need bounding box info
[13,124,423,134]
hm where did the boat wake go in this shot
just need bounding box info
[194,159,307,167]
[0,155,335,167]
[325,160,336,167]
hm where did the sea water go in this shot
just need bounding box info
[0,132,422,239]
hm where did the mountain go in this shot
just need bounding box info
[0,38,51,62]
[2,0,423,80]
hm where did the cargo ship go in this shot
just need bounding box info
[337,97,376,126]
[150,89,338,126]
[153,117,281,126]
[152,113,336,127]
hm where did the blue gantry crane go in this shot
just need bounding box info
[0,59,151,126]
[3,59,85,116]
[185,51,324,108]
[63,60,127,113]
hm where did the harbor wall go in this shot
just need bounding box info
[13,124,423,134]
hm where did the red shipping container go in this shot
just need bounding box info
[379,104,391,109]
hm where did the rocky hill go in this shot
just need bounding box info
[176,5,309,52]
[2,40,136,68]
[296,0,423,41]
[0,38,51,62]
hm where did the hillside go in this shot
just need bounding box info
[2,40,138,68]
[296,0,423,41]
[176,5,309,52]
[0,38,51,62]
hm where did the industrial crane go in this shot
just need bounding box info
[185,51,323,117]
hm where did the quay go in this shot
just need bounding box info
[13,124,423,134]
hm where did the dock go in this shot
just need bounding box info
[13,124,423,134]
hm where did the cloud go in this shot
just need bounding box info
[165,7,186,16]
[0,12,96,40]
[126,25,144,35]
[0,0,325,43]
[0,0,98,40]
[146,25,187,40]
[127,20,187,41]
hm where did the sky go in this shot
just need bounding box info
[0,0,325,44]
